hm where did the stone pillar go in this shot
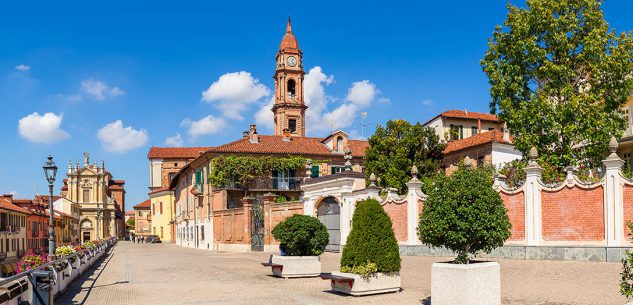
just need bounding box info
[524,147,543,246]
[262,193,277,245]
[241,197,253,246]
[405,166,423,245]
[340,194,352,247]
[603,137,625,247]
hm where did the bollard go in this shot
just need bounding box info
[31,270,54,305]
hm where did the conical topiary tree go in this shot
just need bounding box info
[418,165,511,264]
[340,198,401,275]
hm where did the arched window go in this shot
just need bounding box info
[287,79,296,97]
[337,136,344,152]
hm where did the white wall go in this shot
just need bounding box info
[491,143,523,168]
[149,159,163,188]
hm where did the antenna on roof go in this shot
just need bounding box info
[361,112,370,139]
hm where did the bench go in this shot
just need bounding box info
[260,262,283,273]
[320,272,355,289]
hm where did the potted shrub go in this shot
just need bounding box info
[329,198,401,296]
[418,165,511,305]
[269,214,329,278]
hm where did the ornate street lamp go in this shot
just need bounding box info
[43,155,58,261]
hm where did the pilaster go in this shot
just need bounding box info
[524,147,543,246]
[603,137,625,247]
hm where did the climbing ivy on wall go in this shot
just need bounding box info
[208,155,308,192]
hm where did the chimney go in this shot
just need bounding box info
[464,108,468,115]
[503,123,510,142]
[282,128,292,141]
[249,124,259,143]
[242,131,249,139]
[1,194,13,200]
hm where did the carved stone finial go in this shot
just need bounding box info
[84,152,89,166]
[411,165,418,177]
[529,146,538,160]
[609,136,619,154]
[369,173,377,186]
[305,159,313,177]
[464,156,472,168]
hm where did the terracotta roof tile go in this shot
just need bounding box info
[147,147,212,159]
[133,199,151,209]
[148,186,172,195]
[0,198,31,214]
[441,110,499,122]
[108,185,124,190]
[208,135,368,158]
[444,130,512,154]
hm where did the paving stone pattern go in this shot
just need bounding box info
[56,242,625,305]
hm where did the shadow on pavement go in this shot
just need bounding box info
[57,248,117,305]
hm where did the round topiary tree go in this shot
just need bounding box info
[418,165,511,264]
[271,214,329,256]
[340,198,401,275]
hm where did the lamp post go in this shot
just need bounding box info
[43,155,58,261]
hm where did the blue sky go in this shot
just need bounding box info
[1,1,633,209]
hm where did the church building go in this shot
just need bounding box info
[61,153,126,242]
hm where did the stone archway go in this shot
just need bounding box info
[81,219,93,243]
[316,197,341,252]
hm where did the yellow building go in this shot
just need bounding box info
[149,188,174,242]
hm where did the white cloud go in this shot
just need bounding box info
[81,79,125,101]
[378,97,391,104]
[18,112,70,144]
[201,71,270,119]
[323,104,358,131]
[181,115,226,140]
[346,80,377,106]
[97,120,148,153]
[14,64,30,71]
[164,133,185,147]
[303,66,337,133]
[422,99,433,106]
[254,96,275,130]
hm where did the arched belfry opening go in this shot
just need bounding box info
[287,79,296,97]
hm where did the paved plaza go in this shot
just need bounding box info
[57,241,625,305]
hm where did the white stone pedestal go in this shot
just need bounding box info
[271,255,321,278]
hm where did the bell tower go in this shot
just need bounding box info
[272,18,307,137]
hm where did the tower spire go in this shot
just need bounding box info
[287,17,292,33]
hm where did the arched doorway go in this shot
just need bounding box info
[317,197,340,252]
[81,219,93,243]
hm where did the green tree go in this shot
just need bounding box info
[418,165,511,264]
[126,219,135,227]
[271,214,329,256]
[364,119,445,194]
[482,0,633,169]
[340,199,401,274]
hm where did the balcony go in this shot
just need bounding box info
[220,177,302,191]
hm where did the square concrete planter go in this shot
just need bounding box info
[431,261,500,305]
[329,271,401,296]
[270,255,321,278]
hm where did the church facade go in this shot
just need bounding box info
[61,153,126,242]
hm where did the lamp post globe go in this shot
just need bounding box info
[43,155,58,261]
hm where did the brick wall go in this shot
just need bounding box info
[624,184,633,239]
[541,186,604,241]
[382,200,408,242]
[212,208,246,244]
[500,191,525,241]
[264,201,304,245]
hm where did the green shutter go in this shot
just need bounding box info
[311,165,319,178]
[272,170,278,189]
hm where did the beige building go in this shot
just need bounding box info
[133,199,151,237]
[423,109,522,174]
[61,152,126,242]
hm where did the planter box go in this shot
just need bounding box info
[329,271,401,296]
[270,255,321,278]
[431,261,500,305]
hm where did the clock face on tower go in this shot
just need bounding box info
[287,56,297,67]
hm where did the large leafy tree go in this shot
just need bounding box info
[363,119,445,194]
[482,0,633,168]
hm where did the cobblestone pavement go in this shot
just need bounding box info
[56,241,625,305]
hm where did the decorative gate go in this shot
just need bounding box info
[317,197,341,252]
[250,195,265,251]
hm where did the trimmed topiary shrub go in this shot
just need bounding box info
[340,198,401,274]
[271,214,329,256]
[418,165,511,264]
